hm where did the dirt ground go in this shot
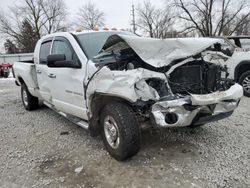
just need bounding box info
[0,77,249,188]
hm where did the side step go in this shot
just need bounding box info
[43,101,89,130]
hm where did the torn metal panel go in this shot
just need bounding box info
[134,79,160,101]
[213,100,239,114]
[151,97,203,127]
[101,34,225,68]
[150,84,242,128]
[151,105,203,127]
[86,67,166,103]
[190,83,243,105]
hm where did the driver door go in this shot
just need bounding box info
[47,36,88,119]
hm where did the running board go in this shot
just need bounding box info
[43,101,89,130]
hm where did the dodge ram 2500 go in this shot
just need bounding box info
[13,31,243,160]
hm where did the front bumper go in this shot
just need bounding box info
[150,83,243,128]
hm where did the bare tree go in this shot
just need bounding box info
[0,0,68,42]
[136,1,175,38]
[234,15,250,35]
[40,0,68,34]
[174,0,250,36]
[77,1,105,30]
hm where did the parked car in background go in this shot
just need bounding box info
[0,63,13,78]
[228,36,250,51]
[220,36,250,97]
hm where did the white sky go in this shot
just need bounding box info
[0,0,164,53]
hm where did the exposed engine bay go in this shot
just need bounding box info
[87,35,243,128]
[93,36,233,96]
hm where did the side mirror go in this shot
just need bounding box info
[47,54,81,68]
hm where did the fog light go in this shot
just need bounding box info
[165,112,178,124]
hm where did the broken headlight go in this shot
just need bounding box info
[146,78,170,98]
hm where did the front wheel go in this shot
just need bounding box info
[21,84,39,110]
[100,102,141,161]
[239,70,250,97]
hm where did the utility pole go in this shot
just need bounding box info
[131,4,136,34]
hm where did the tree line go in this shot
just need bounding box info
[1,0,249,54]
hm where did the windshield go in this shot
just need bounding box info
[76,32,135,60]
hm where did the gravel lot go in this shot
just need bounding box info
[0,78,249,188]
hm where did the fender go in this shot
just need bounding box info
[88,93,135,136]
[234,61,250,81]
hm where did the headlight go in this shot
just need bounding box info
[146,78,170,98]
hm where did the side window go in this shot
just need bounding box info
[240,38,250,51]
[39,41,52,64]
[52,40,73,61]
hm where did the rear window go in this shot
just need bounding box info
[39,41,52,64]
[240,38,250,50]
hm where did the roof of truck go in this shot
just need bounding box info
[39,30,133,41]
[71,30,130,35]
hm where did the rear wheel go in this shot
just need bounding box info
[100,102,141,161]
[21,84,39,110]
[239,71,250,97]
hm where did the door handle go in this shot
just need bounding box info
[36,70,42,74]
[48,73,56,78]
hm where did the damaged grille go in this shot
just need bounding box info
[169,60,225,94]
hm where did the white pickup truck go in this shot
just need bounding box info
[13,31,243,160]
[226,36,250,97]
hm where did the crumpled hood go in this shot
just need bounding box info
[101,35,225,68]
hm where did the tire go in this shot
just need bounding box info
[239,70,250,97]
[3,72,9,78]
[21,84,39,111]
[100,102,141,161]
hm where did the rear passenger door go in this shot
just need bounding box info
[36,39,52,103]
[47,36,87,119]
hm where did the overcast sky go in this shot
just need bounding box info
[0,0,164,53]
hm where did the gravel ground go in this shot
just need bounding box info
[0,78,249,188]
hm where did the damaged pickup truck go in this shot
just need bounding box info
[13,31,243,160]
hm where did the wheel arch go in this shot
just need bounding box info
[88,93,135,136]
[234,61,250,82]
[16,76,25,86]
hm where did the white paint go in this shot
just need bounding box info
[191,83,243,105]
[104,35,225,68]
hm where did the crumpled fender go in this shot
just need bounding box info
[86,67,166,103]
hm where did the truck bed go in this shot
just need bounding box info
[13,61,40,97]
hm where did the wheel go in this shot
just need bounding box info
[21,84,39,110]
[239,70,250,97]
[100,102,141,161]
[3,72,9,78]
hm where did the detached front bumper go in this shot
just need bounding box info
[150,83,243,128]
